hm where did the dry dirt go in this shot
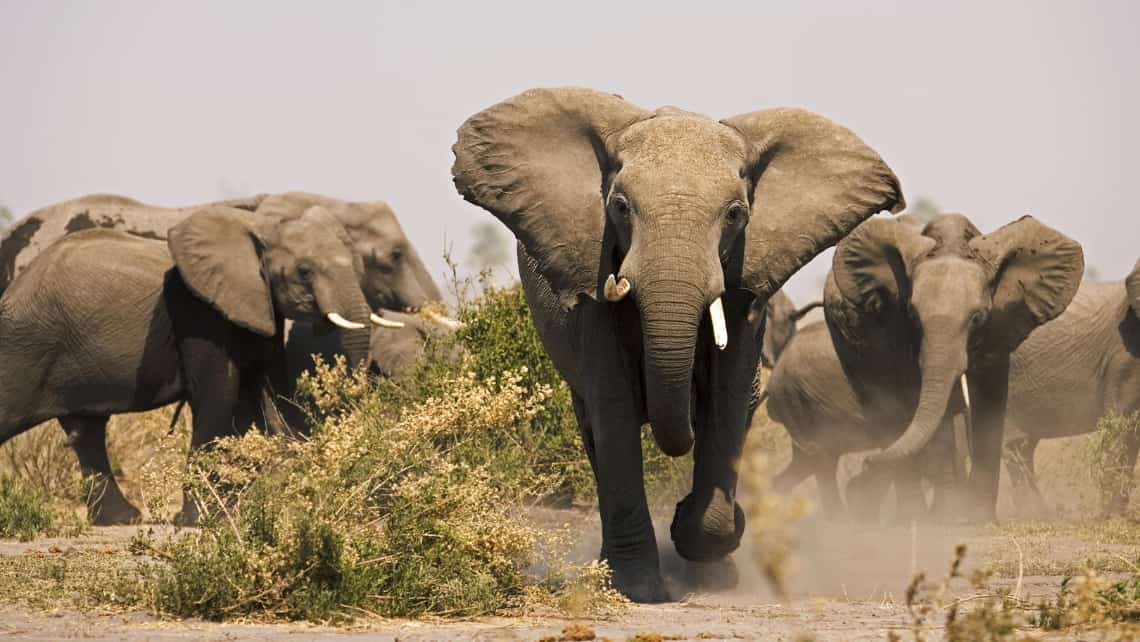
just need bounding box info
[0,509,1124,642]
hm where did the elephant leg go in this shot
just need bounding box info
[813,453,846,520]
[583,394,663,602]
[966,360,1010,523]
[60,416,142,525]
[772,444,814,494]
[175,353,247,528]
[1005,437,1048,515]
[574,307,664,603]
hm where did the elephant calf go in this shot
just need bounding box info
[0,206,374,524]
[1003,258,1140,514]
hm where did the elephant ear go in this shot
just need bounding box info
[969,216,1084,353]
[721,108,906,300]
[1127,259,1140,321]
[452,87,650,309]
[168,206,276,336]
[831,217,935,316]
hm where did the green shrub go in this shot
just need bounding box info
[0,476,55,541]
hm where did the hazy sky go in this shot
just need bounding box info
[2,1,1136,302]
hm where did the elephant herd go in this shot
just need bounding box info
[0,86,1134,604]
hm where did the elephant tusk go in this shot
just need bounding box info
[371,313,405,328]
[710,297,728,350]
[960,374,971,409]
[604,274,631,302]
[326,312,365,330]
[423,309,463,330]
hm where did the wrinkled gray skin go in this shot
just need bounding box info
[1003,259,1140,514]
[759,290,822,368]
[452,87,904,601]
[767,214,1084,523]
[0,206,373,525]
[0,191,441,313]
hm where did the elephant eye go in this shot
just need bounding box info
[969,310,986,329]
[296,262,314,282]
[390,247,404,263]
[609,194,631,219]
[725,202,749,226]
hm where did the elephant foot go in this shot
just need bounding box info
[608,560,670,603]
[84,475,142,526]
[670,490,746,562]
[88,498,142,526]
[682,556,739,593]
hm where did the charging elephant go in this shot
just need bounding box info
[0,205,373,525]
[767,213,1083,522]
[1003,258,1140,514]
[451,87,904,601]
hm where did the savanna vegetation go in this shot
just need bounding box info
[0,275,1138,639]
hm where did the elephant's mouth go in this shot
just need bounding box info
[399,305,463,330]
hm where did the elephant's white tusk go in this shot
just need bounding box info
[371,313,405,328]
[423,309,463,330]
[710,297,728,350]
[960,374,971,409]
[604,274,631,302]
[326,312,365,330]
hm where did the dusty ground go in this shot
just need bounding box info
[0,510,1128,641]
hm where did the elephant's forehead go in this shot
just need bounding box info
[618,115,747,171]
[911,257,987,303]
[279,220,350,255]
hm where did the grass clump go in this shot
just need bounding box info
[0,477,55,541]
[135,357,620,622]
[1087,410,1140,514]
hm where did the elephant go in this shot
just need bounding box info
[0,192,451,322]
[451,87,904,601]
[0,205,375,525]
[1002,258,1140,514]
[0,193,267,294]
[759,290,822,368]
[765,213,1084,523]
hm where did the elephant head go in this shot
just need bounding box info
[452,87,904,456]
[168,205,375,367]
[831,213,1084,464]
[255,193,452,325]
[758,291,821,368]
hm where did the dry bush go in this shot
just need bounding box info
[131,357,621,621]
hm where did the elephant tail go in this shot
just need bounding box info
[791,301,822,323]
[168,400,186,434]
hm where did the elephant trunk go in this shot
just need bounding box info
[636,256,712,458]
[870,325,968,464]
[315,270,373,369]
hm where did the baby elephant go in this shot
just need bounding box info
[0,205,374,525]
